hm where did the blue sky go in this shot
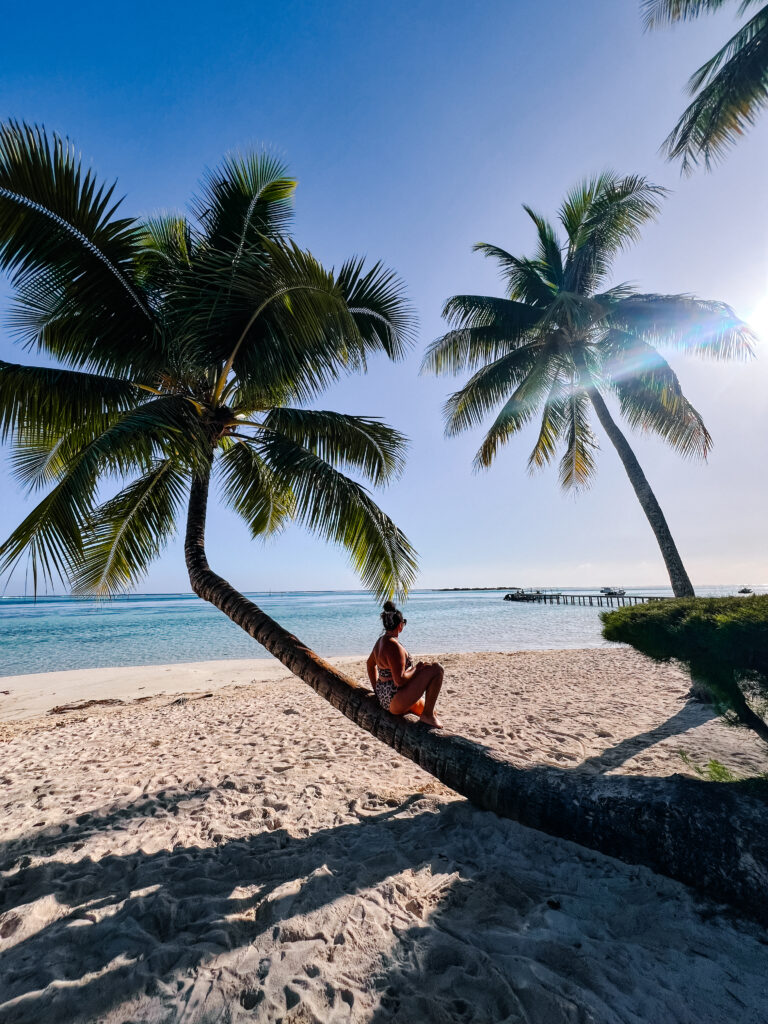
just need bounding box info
[1,0,766,594]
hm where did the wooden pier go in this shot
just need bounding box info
[504,592,668,608]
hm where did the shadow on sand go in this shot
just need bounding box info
[575,699,717,775]
[2,783,767,1024]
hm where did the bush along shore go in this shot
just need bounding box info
[602,595,768,742]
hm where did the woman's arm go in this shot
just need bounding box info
[386,640,417,688]
[366,650,378,690]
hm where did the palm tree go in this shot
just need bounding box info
[423,172,754,597]
[0,118,427,720]
[642,0,768,171]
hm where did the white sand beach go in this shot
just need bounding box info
[2,648,768,1023]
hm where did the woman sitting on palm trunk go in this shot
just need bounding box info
[367,602,444,728]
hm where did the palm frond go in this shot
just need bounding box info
[521,206,565,287]
[0,360,140,445]
[641,0,743,28]
[472,243,555,305]
[564,173,668,293]
[599,331,712,457]
[527,379,570,471]
[217,441,294,538]
[558,172,616,247]
[71,461,187,596]
[0,121,150,319]
[261,408,408,485]
[559,391,598,490]
[421,324,532,376]
[662,6,768,170]
[473,357,564,468]
[614,374,712,458]
[606,292,756,358]
[0,395,204,587]
[443,343,543,436]
[191,151,296,253]
[178,238,362,403]
[335,257,416,361]
[424,294,540,375]
[258,431,418,599]
[134,214,195,295]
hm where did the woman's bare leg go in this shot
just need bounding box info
[389,663,444,727]
[420,665,444,727]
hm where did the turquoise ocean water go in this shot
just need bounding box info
[1,586,762,677]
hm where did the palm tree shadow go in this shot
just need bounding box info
[2,784,767,1023]
[574,698,717,775]
[0,792,452,1023]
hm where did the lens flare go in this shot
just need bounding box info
[746,296,768,345]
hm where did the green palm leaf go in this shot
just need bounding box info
[641,0,745,27]
[261,408,407,485]
[0,360,140,445]
[0,396,203,586]
[559,391,598,490]
[527,380,570,472]
[191,151,296,253]
[473,356,564,469]
[257,431,418,599]
[217,441,294,538]
[644,0,768,169]
[472,244,555,306]
[71,461,188,596]
[423,295,539,375]
[443,343,542,436]
[663,6,768,169]
[335,257,415,360]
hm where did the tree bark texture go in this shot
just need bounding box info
[587,388,695,598]
[185,467,768,924]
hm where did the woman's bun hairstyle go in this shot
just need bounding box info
[381,601,404,631]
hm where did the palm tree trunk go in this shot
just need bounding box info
[586,387,695,598]
[183,459,768,924]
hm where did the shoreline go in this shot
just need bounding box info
[0,655,363,723]
[0,647,615,723]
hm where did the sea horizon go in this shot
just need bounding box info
[2,584,764,678]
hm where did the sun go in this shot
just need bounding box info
[746,295,768,345]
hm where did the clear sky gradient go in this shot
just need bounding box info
[1,0,766,594]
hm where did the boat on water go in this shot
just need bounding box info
[739,587,753,595]
[600,587,626,597]
[503,588,561,602]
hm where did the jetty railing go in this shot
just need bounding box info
[503,592,669,607]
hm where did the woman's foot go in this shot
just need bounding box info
[419,712,443,729]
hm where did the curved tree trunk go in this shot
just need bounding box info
[184,462,768,925]
[586,387,695,598]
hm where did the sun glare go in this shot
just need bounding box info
[746,296,768,346]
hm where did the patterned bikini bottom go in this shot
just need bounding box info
[374,677,398,711]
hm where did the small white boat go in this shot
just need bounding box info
[600,587,626,597]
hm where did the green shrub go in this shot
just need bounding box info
[602,596,768,739]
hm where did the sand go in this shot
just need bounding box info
[1,648,768,1023]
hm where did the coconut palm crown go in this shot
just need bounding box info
[423,172,755,596]
[643,0,768,171]
[0,121,418,599]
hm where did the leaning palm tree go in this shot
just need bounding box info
[0,118,424,708]
[643,0,768,171]
[423,172,754,597]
